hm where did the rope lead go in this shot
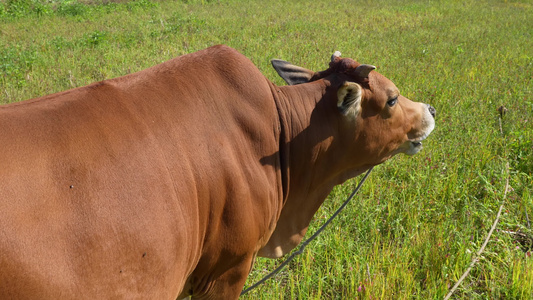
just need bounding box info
[241,167,374,296]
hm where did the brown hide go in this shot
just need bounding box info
[0,45,434,299]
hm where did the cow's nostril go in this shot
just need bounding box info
[428,105,436,118]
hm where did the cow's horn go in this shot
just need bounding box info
[354,64,376,78]
[331,51,341,62]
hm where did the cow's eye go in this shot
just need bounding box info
[387,97,398,107]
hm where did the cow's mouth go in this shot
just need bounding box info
[394,138,428,156]
[399,140,424,156]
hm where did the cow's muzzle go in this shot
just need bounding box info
[428,104,436,118]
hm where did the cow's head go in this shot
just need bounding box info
[271,51,435,164]
[259,52,435,258]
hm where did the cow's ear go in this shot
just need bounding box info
[271,59,315,85]
[337,82,362,116]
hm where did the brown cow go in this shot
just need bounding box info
[0,45,435,299]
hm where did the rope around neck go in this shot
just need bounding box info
[241,167,374,296]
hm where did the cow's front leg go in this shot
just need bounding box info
[190,255,254,300]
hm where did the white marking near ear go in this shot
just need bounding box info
[337,82,362,117]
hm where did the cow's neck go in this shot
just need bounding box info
[275,80,339,195]
[261,79,366,258]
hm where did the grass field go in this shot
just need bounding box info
[1,0,532,298]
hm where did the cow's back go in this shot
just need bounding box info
[0,45,282,298]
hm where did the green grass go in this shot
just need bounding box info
[1,0,532,298]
